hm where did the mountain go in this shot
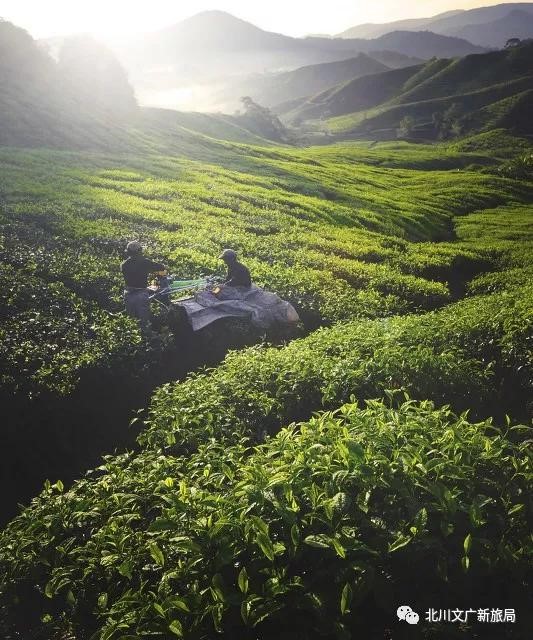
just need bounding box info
[217,53,391,111]
[338,3,533,47]
[136,10,294,57]
[108,11,485,111]
[114,11,485,79]
[113,11,365,86]
[286,41,533,139]
[421,2,533,34]
[365,30,487,59]
[339,10,464,39]
[453,9,533,47]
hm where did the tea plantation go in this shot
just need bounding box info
[0,127,532,639]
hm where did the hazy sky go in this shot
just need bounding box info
[1,0,527,39]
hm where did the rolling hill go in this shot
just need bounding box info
[393,42,533,104]
[287,41,533,139]
[329,76,533,137]
[216,53,391,110]
[0,20,281,149]
[282,64,424,121]
[339,2,533,47]
[0,21,138,149]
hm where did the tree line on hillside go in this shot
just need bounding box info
[398,103,465,140]
[235,96,291,143]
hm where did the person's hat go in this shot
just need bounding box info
[219,248,237,261]
[126,240,143,254]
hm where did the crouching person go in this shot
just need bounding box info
[121,241,167,328]
[219,248,251,288]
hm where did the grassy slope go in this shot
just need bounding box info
[139,195,533,449]
[5,133,531,528]
[284,64,423,122]
[227,54,391,111]
[460,88,533,133]
[393,44,533,104]
[330,75,533,135]
[142,109,275,146]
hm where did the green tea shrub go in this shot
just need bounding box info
[141,283,532,450]
[2,140,530,397]
[0,283,142,394]
[1,400,530,639]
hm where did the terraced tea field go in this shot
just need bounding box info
[1,137,528,393]
[0,128,532,639]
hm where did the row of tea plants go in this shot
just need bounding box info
[0,399,530,639]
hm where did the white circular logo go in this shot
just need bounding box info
[397,605,419,624]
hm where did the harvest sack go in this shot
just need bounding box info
[176,285,300,332]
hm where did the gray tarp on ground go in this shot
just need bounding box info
[176,285,300,332]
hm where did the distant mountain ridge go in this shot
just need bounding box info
[104,11,486,110]
[338,3,533,47]
[453,9,533,47]
[112,11,486,76]
[338,10,465,39]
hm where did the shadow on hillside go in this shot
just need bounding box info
[0,319,296,526]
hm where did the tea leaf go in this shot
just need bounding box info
[168,620,183,637]
[340,582,353,615]
[238,566,249,594]
[149,543,165,567]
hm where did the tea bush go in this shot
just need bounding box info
[1,139,531,396]
[0,143,530,382]
[0,400,530,639]
[140,281,533,450]
[0,269,142,394]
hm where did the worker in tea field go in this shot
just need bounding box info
[121,241,167,325]
[219,248,252,288]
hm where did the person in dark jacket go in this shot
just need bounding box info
[121,241,166,324]
[219,248,251,288]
